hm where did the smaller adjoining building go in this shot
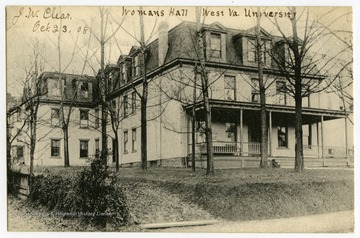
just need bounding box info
[8,72,99,168]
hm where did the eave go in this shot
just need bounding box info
[183,99,348,122]
[107,57,325,100]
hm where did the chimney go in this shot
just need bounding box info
[158,21,169,66]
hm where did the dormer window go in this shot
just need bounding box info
[210,33,221,58]
[246,38,268,64]
[120,64,127,83]
[247,38,256,62]
[202,23,227,62]
[134,55,140,77]
[80,82,89,98]
[48,78,61,97]
[107,72,113,91]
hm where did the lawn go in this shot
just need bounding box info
[117,167,354,223]
[21,166,353,231]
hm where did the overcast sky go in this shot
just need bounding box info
[6,6,352,97]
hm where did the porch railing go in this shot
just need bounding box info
[188,142,352,159]
[189,141,263,156]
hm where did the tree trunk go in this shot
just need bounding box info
[29,112,37,191]
[141,95,147,171]
[114,133,119,172]
[204,94,214,176]
[191,65,197,172]
[139,8,148,172]
[100,10,108,164]
[63,125,70,167]
[6,119,12,173]
[294,88,304,172]
[256,8,268,168]
[292,7,304,172]
[196,7,214,176]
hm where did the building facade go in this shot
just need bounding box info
[8,21,353,169]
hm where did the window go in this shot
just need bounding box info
[48,78,61,97]
[224,76,235,100]
[132,128,137,152]
[277,126,288,148]
[251,78,260,102]
[247,38,268,63]
[225,123,236,142]
[80,82,89,98]
[51,139,60,157]
[302,124,312,148]
[276,81,287,105]
[124,131,128,153]
[80,140,89,158]
[247,38,256,62]
[132,91,136,114]
[108,72,113,91]
[302,95,310,108]
[95,139,100,158]
[95,109,100,128]
[120,64,127,83]
[51,108,60,126]
[134,55,140,77]
[111,99,117,111]
[123,95,128,117]
[17,146,24,159]
[210,33,221,58]
[80,110,89,128]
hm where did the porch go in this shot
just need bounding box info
[185,100,352,163]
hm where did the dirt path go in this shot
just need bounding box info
[7,197,50,231]
[160,210,355,233]
[7,196,87,232]
[7,195,354,233]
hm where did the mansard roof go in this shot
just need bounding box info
[121,21,282,73]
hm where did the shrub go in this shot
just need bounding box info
[74,158,129,227]
[28,158,129,228]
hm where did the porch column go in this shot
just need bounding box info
[239,109,243,156]
[345,117,349,159]
[321,115,324,158]
[316,122,320,159]
[268,111,272,156]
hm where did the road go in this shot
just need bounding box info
[159,210,354,233]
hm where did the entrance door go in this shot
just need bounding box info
[247,115,261,155]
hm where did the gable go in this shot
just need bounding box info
[243,27,272,39]
[129,46,140,56]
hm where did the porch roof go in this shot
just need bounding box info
[183,99,348,122]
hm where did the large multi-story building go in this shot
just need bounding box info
[8,21,353,169]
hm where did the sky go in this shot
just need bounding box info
[6,6,353,97]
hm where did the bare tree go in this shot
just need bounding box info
[255,7,268,168]
[83,7,124,165]
[269,7,352,172]
[7,39,46,188]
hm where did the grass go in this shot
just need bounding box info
[117,167,354,222]
[25,166,353,230]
